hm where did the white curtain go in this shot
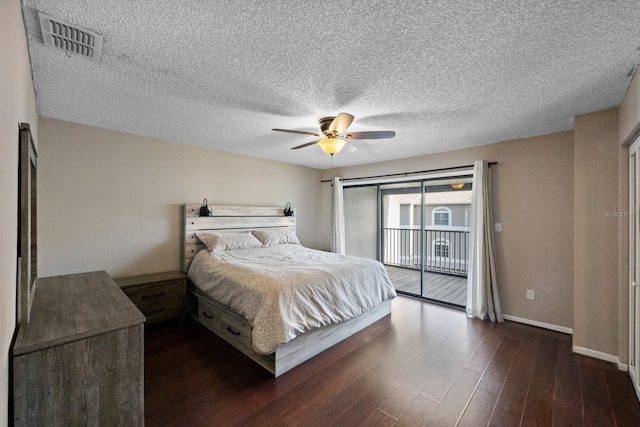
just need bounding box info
[467,160,503,322]
[331,177,346,254]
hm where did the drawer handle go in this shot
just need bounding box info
[226,326,241,336]
[142,292,166,300]
[202,311,214,319]
[145,307,165,316]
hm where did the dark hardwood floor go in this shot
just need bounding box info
[145,296,640,426]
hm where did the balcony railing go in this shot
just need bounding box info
[383,227,470,276]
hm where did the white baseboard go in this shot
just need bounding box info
[503,314,574,335]
[572,345,628,371]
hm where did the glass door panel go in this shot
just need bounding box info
[344,186,378,260]
[421,177,472,306]
[380,182,423,297]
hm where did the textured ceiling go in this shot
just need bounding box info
[21,0,640,169]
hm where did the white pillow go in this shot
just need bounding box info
[196,232,262,252]
[251,229,300,247]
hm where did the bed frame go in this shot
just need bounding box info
[182,203,392,376]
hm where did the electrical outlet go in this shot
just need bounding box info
[526,289,535,300]
[494,223,502,232]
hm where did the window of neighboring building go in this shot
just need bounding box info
[434,238,450,258]
[432,206,452,226]
[400,204,411,227]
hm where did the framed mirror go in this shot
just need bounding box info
[17,123,37,325]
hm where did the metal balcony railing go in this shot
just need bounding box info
[382,227,469,276]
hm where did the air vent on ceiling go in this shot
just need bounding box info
[38,12,103,61]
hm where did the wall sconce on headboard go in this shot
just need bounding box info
[284,202,294,216]
[199,198,212,217]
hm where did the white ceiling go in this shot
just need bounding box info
[21,0,640,169]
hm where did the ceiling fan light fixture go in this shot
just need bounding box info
[318,138,346,155]
[451,183,465,189]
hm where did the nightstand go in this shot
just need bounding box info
[114,271,186,324]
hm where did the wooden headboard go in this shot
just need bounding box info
[182,204,296,273]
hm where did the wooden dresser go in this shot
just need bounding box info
[115,271,186,324]
[12,271,146,426]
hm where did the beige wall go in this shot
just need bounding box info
[38,118,323,278]
[0,0,39,424]
[323,131,576,329]
[573,109,621,357]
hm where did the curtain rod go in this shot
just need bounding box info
[320,162,497,183]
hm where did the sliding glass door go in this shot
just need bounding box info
[344,176,472,308]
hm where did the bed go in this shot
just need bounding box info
[182,204,396,376]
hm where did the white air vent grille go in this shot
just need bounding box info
[38,12,103,61]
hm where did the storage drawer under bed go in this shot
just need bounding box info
[196,298,253,355]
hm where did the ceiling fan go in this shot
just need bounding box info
[272,113,396,156]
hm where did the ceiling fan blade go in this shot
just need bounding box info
[291,140,320,150]
[273,128,321,137]
[328,113,355,134]
[345,131,396,140]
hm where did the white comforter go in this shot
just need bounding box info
[187,244,396,355]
